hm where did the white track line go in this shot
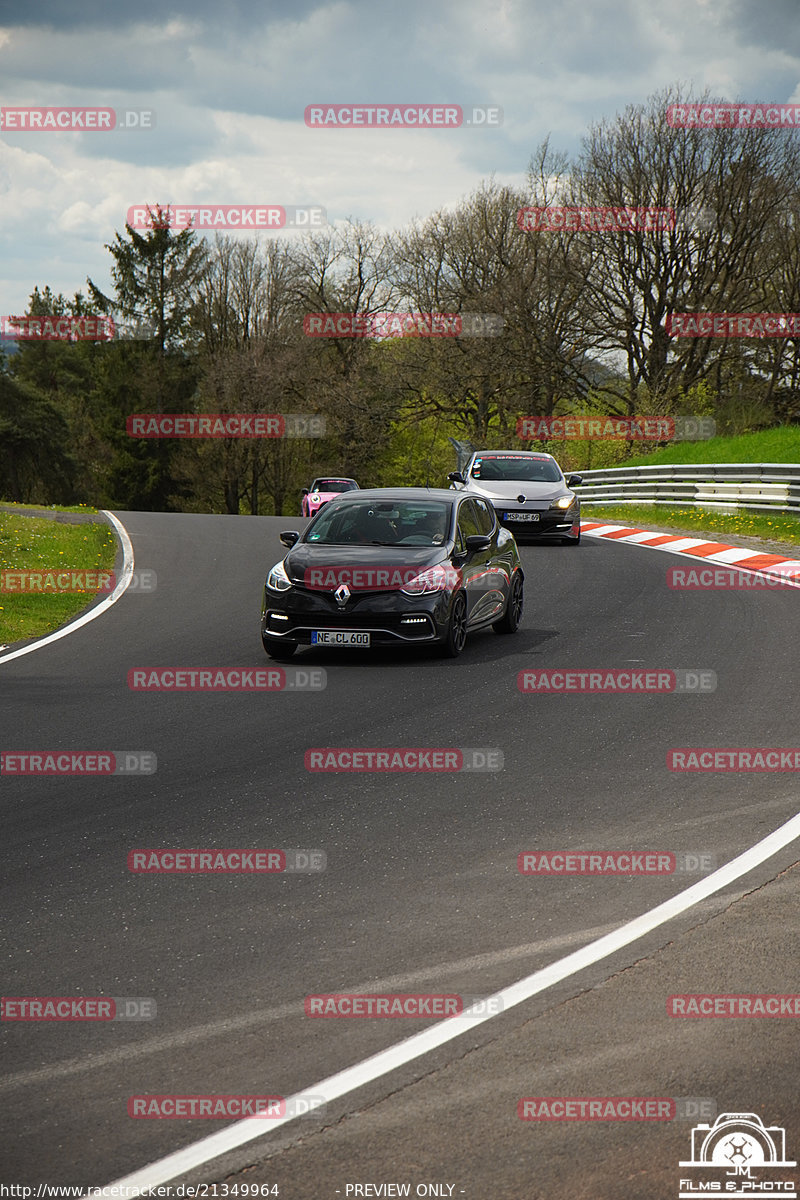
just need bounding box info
[637,536,709,551]
[0,511,133,666]
[580,523,624,535]
[614,531,667,544]
[706,547,768,563]
[763,563,800,576]
[105,808,800,1192]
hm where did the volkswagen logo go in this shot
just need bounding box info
[335,583,351,607]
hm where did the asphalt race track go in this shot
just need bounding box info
[2,511,799,1197]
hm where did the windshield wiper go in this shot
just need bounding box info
[370,540,398,546]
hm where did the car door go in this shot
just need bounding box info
[470,497,508,620]
[456,498,501,626]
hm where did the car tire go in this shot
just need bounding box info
[439,591,468,658]
[493,571,523,634]
[262,636,298,661]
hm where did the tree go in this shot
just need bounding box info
[568,86,800,411]
[85,209,204,507]
[0,374,76,503]
[8,287,113,501]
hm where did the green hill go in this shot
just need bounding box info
[622,426,800,468]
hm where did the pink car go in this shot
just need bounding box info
[301,477,360,518]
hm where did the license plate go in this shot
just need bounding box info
[311,631,371,646]
[505,511,540,522]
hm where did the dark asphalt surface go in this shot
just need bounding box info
[1,511,799,1192]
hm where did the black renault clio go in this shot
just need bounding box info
[260,488,524,659]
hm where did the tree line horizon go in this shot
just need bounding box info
[2,86,799,514]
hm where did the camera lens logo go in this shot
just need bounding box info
[679,1112,796,1198]
[724,1137,752,1167]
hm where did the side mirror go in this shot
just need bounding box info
[464,534,492,553]
[447,471,465,484]
[280,530,300,548]
[301,487,310,495]
[566,474,583,487]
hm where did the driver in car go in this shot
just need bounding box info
[409,511,447,544]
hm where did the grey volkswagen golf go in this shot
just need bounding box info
[448,450,582,544]
[261,488,524,659]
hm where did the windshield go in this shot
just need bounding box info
[471,455,563,483]
[305,499,452,545]
[311,479,358,493]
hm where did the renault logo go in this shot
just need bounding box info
[335,583,351,607]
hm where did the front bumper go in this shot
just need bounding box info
[261,585,452,646]
[492,503,580,538]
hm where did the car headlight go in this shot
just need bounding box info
[400,564,459,595]
[551,494,576,510]
[266,560,293,592]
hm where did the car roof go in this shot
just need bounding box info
[313,477,358,483]
[324,487,459,503]
[469,449,558,461]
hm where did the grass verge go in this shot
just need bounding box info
[0,513,117,645]
[0,501,99,514]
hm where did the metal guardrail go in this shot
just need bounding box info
[572,462,800,515]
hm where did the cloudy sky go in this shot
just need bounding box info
[1,0,799,315]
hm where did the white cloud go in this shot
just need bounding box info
[1,0,799,311]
